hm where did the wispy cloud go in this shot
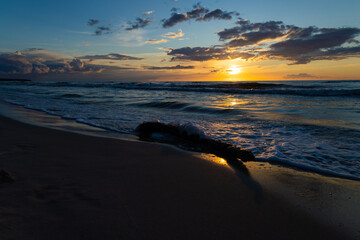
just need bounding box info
[94,26,112,36]
[143,11,153,15]
[114,29,147,47]
[69,30,93,35]
[162,29,184,39]
[125,17,152,31]
[146,39,168,44]
[78,53,144,61]
[22,48,48,52]
[87,19,100,26]
[144,64,194,70]
[285,73,321,79]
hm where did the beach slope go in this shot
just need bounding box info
[0,115,350,240]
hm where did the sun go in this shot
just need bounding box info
[227,65,242,75]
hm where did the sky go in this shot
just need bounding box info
[0,0,360,81]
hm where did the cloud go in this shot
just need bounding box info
[162,29,184,39]
[0,51,136,75]
[146,39,168,44]
[69,30,93,35]
[87,19,100,26]
[144,64,194,70]
[115,29,147,47]
[197,9,237,21]
[218,19,288,43]
[162,4,208,28]
[143,11,153,15]
[162,4,238,28]
[0,51,100,74]
[265,27,360,64]
[167,46,253,61]
[210,18,360,64]
[94,26,112,36]
[78,53,143,61]
[126,17,152,31]
[162,13,188,28]
[285,73,319,79]
[22,48,48,52]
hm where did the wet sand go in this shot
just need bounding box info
[0,114,356,240]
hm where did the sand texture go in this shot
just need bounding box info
[0,115,352,240]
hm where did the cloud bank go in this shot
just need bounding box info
[78,53,143,61]
[0,50,142,75]
[285,73,320,79]
[167,15,360,64]
[145,64,194,70]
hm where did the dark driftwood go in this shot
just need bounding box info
[136,121,255,163]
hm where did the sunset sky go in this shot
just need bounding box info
[1,0,360,81]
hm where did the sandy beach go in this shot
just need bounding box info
[0,113,357,240]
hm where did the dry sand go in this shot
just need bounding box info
[0,115,355,239]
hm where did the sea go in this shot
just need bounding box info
[0,80,359,180]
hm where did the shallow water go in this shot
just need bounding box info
[0,80,359,179]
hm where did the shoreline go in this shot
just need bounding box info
[1,99,359,181]
[0,103,359,239]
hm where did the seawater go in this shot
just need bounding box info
[0,80,359,180]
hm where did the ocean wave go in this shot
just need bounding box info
[182,106,238,114]
[60,93,83,98]
[15,81,360,97]
[134,101,239,115]
[135,101,190,109]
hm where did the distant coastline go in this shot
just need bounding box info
[0,78,31,82]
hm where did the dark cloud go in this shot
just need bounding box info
[227,30,284,47]
[145,64,194,70]
[125,17,152,31]
[162,13,188,28]
[265,27,360,64]
[22,48,48,52]
[86,19,111,36]
[44,59,103,73]
[218,19,287,42]
[163,4,235,28]
[212,17,360,64]
[285,73,319,79]
[197,9,237,21]
[167,46,253,61]
[171,7,180,12]
[78,53,143,61]
[186,3,208,18]
[94,26,112,36]
[0,51,136,75]
[87,19,100,26]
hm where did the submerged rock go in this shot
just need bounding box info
[136,121,255,163]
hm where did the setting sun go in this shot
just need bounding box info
[227,65,242,75]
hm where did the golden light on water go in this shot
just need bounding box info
[227,65,242,75]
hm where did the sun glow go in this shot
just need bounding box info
[227,65,242,75]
